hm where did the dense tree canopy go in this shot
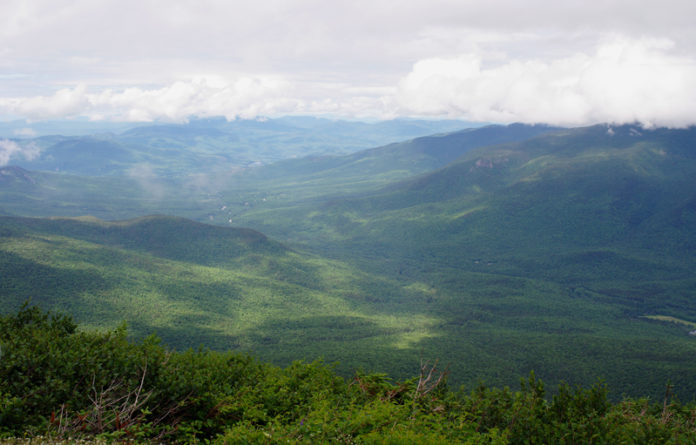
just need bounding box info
[1,305,695,443]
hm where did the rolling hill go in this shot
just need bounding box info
[230,124,696,317]
[0,123,551,221]
[225,124,696,398]
[2,123,696,399]
[223,123,558,203]
[0,214,439,379]
[231,124,696,276]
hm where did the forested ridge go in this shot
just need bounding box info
[2,305,695,444]
[3,123,696,442]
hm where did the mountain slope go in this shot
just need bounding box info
[228,123,558,201]
[225,124,696,399]
[0,214,441,379]
[0,214,282,265]
[0,166,198,219]
[349,124,696,260]
[235,124,696,271]
[3,215,695,400]
[3,124,696,399]
[0,124,559,223]
[231,126,696,309]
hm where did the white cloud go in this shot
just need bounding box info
[127,164,167,199]
[0,139,40,166]
[395,37,696,127]
[0,85,90,120]
[0,76,298,122]
[1,0,696,127]
[0,74,392,122]
[2,37,696,127]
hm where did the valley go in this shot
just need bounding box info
[5,3,696,441]
[1,120,696,401]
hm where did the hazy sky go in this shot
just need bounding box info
[1,0,695,126]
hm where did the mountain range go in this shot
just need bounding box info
[3,116,475,176]
[1,119,695,399]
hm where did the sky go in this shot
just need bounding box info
[1,0,696,127]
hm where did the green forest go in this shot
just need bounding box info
[2,304,696,444]
[4,0,696,440]
[2,213,696,405]
[3,123,696,442]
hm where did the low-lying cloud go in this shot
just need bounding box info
[127,164,168,200]
[396,37,696,127]
[2,37,696,128]
[0,139,40,166]
[0,76,302,122]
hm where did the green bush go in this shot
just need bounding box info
[2,305,696,444]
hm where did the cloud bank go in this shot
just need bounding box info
[0,76,389,123]
[1,37,696,127]
[395,37,696,127]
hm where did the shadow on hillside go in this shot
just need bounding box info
[0,250,113,315]
[235,315,440,381]
[129,317,242,352]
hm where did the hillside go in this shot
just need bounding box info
[0,166,198,220]
[0,124,553,222]
[0,214,438,378]
[227,124,696,399]
[2,124,696,400]
[319,124,696,280]
[223,123,558,203]
[232,124,696,278]
[0,214,283,265]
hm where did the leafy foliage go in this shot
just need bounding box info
[2,306,696,443]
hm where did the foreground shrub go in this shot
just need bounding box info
[2,305,696,443]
